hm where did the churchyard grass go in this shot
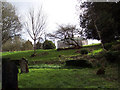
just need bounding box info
[2,43,102,64]
[2,44,119,88]
[2,49,80,64]
[18,66,118,88]
[88,49,103,55]
[83,43,101,47]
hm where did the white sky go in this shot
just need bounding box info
[8,0,79,31]
[6,0,100,45]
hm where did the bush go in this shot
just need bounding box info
[104,43,113,50]
[111,44,120,51]
[104,41,120,50]
[80,48,89,55]
[57,48,64,51]
[57,47,76,51]
[36,42,42,49]
[43,40,56,49]
[104,51,120,63]
[65,59,92,68]
[22,40,33,50]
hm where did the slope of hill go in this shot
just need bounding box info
[2,43,119,88]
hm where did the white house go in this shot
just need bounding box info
[57,36,88,49]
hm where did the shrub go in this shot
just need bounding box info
[22,40,33,50]
[104,51,120,63]
[104,43,113,50]
[111,44,120,51]
[2,37,24,51]
[36,42,42,49]
[43,40,56,49]
[57,48,64,51]
[57,47,76,51]
[80,48,89,55]
[65,59,93,68]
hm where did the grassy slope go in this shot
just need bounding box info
[2,43,102,63]
[2,43,119,88]
[2,49,79,64]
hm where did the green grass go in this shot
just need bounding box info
[2,43,102,62]
[18,66,118,88]
[83,43,101,47]
[2,49,79,64]
[88,49,103,55]
[2,43,119,88]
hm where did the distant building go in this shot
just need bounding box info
[57,36,88,49]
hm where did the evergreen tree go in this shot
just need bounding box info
[43,40,56,49]
[79,2,120,44]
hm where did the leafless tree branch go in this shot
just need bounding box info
[24,7,46,54]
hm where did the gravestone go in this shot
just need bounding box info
[2,58,18,89]
[19,58,29,73]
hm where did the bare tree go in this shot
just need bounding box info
[24,7,46,55]
[48,24,82,48]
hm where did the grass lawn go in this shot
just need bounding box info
[2,43,102,64]
[18,65,118,88]
[2,44,119,88]
[2,49,80,64]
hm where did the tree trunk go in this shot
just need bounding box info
[71,38,82,48]
[33,39,36,54]
[94,21,107,51]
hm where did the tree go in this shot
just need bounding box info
[22,40,33,50]
[24,7,46,55]
[43,40,56,49]
[2,35,24,51]
[48,24,82,48]
[79,2,120,50]
[36,42,42,49]
[12,35,23,51]
[2,38,13,51]
[2,2,22,44]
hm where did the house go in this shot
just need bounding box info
[57,36,88,49]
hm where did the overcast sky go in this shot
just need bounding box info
[8,0,79,31]
[6,0,100,45]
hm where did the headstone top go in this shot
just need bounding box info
[2,60,18,89]
[19,57,29,73]
[21,58,28,64]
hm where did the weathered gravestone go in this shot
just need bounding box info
[19,58,29,73]
[2,58,19,89]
